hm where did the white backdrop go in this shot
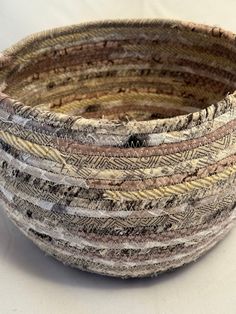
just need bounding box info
[0,1,236,314]
[2,0,236,51]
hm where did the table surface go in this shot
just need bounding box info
[0,1,236,313]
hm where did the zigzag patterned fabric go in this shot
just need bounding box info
[0,19,236,278]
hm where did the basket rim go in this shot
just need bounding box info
[1,18,236,133]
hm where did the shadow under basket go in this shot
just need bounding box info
[0,19,236,278]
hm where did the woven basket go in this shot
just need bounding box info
[0,19,236,278]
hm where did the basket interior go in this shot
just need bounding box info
[2,22,236,122]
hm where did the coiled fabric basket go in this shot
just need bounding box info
[0,19,236,278]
